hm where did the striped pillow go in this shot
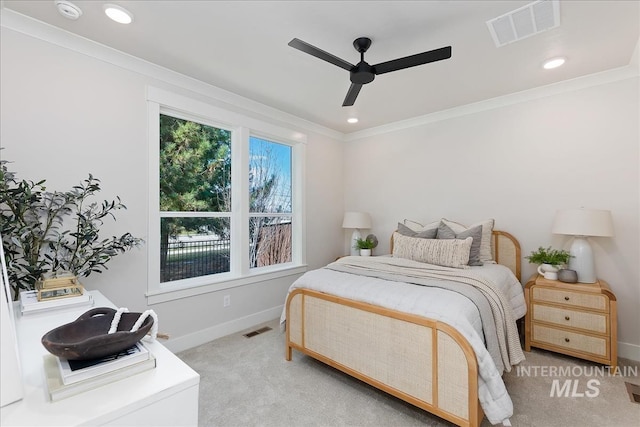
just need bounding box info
[392,232,472,268]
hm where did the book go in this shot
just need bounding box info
[40,271,79,289]
[57,342,150,385]
[43,353,156,401]
[19,290,93,315]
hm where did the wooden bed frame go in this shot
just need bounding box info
[285,230,521,427]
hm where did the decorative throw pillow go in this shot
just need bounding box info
[392,232,472,268]
[397,222,438,239]
[441,218,495,263]
[403,219,440,233]
[436,222,483,266]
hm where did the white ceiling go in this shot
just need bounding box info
[2,0,639,134]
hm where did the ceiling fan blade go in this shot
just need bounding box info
[373,46,452,75]
[342,83,363,107]
[288,38,354,71]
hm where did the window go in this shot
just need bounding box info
[159,114,232,283]
[147,88,306,303]
[249,137,292,269]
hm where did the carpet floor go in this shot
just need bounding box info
[178,318,640,427]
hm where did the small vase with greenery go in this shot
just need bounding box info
[355,237,376,256]
[525,246,572,267]
[0,159,143,300]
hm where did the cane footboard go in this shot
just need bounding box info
[285,289,483,427]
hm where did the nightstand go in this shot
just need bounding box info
[524,274,617,369]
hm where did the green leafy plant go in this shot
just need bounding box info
[525,246,572,266]
[0,159,143,299]
[355,237,376,250]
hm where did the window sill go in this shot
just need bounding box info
[145,264,308,305]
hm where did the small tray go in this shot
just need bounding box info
[41,307,153,360]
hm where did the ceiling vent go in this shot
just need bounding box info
[486,0,560,48]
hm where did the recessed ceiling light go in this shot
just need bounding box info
[104,4,133,24]
[543,57,566,70]
[55,1,83,20]
[347,117,359,124]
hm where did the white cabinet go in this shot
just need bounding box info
[0,291,200,426]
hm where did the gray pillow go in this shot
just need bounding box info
[397,222,437,239]
[436,222,484,266]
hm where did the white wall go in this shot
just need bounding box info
[0,27,345,351]
[343,74,640,359]
[1,13,638,360]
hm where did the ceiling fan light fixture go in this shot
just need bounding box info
[347,117,359,124]
[104,4,133,24]
[543,57,565,69]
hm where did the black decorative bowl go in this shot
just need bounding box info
[41,307,153,360]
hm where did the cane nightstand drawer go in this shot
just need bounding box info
[532,287,607,311]
[524,275,617,368]
[532,324,608,358]
[532,304,608,334]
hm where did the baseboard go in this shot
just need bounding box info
[163,305,283,353]
[618,341,640,362]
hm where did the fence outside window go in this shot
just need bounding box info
[161,237,230,282]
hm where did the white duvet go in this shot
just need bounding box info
[281,259,526,425]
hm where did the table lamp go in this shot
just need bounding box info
[551,208,614,283]
[342,212,372,256]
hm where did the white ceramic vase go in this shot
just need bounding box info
[360,249,371,257]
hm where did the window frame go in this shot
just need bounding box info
[147,87,306,305]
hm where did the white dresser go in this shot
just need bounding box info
[0,291,200,426]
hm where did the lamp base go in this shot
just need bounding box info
[568,236,597,283]
[350,229,362,256]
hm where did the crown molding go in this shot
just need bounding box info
[344,64,639,142]
[0,7,344,141]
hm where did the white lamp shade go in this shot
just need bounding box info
[342,212,372,229]
[551,209,614,237]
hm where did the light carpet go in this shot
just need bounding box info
[177,319,640,427]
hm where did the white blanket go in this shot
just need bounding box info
[281,257,525,425]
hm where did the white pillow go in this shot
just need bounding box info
[441,218,495,263]
[392,232,472,268]
[403,219,440,233]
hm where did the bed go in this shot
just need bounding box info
[283,222,525,427]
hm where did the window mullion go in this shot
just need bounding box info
[231,127,250,275]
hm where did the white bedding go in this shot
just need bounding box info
[281,258,526,425]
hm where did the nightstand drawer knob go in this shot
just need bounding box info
[564,296,570,301]
[565,316,570,321]
[564,338,570,343]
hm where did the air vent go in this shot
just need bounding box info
[486,0,560,48]
[243,326,272,338]
[626,382,640,404]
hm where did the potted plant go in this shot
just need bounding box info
[525,246,572,278]
[0,159,143,300]
[355,237,376,256]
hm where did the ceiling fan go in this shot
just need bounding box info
[288,37,452,107]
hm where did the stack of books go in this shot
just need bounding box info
[19,290,93,315]
[43,342,156,401]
